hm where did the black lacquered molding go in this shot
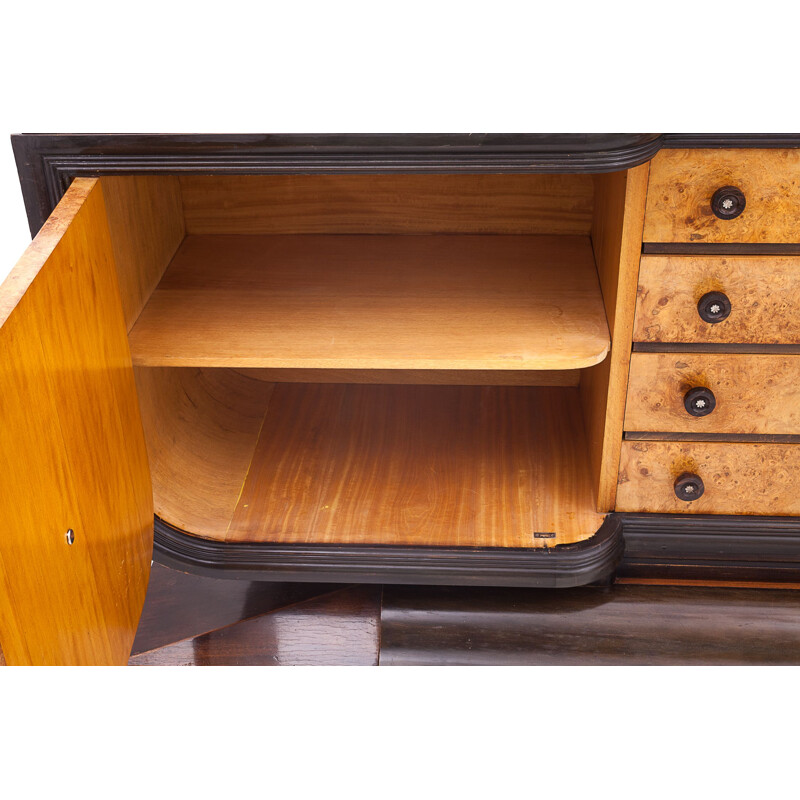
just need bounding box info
[661,133,800,149]
[633,342,800,354]
[153,515,624,588]
[625,431,800,444]
[13,133,665,235]
[643,243,800,255]
[14,133,800,236]
[154,511,800,585]
[618,513,800,583]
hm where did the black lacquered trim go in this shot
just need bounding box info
[153,514,624,588]
[14,133,800,237]
[633,342,800,354]
[12,133,664,235]
[625,431,800,444]
[662,133,800,149]
[642,243,800,255]
[618,512,800,582]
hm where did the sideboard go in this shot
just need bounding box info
[4,133,800,664]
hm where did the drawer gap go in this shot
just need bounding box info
[625,432,800,444]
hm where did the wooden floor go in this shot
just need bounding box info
[4,565,800,666]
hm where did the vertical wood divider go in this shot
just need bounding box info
[581,163,650,511]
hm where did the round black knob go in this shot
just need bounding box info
[684,386,716,417]
[711,185,746,220]
[697,291,732,324]
[674,472,705,502]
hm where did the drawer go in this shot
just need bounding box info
[617,441,800,515]
[633,254,800,344]
[643,149,800,243]
[625,353,800,435]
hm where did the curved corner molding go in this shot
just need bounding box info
[12,133,664,235]
[153,515,624,588]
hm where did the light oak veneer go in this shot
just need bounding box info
[134,367,275,538]
[128,234,611,371]
[179,174,594,235]
[100,176,185,331]
[233,367,581,386]
[580,163,650,510]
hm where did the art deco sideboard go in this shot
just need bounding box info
[4,133,800,664]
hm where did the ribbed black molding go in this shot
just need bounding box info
[153,515,624,588]
[619,513,800,582]
[662,133,800,149]
[15,133,800,236]
[12,133,663,235]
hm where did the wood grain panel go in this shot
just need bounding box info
[233,367,580,386]
[134,367,274,538]
[617,440,800,515]
[130,586,381,666]
[227,385,605,547]
[0,179,153,665]
[644,149,800,243]
[626,353,800,434]
[100,176,185,330]
[581,164,650,511]
[634,254,800,343]
[179,174,594,235]
[128,234,610,370]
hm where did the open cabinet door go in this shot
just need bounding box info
[0,179,153,665]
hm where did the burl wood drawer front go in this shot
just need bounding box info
[625,353,800,435]
[644,149,800,243]
[617,441,800,515]
[634,255,800,344]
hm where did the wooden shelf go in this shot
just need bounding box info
[135,369,606,548]
[128,234,610,370]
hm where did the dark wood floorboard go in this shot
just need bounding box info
[132,563,338,655]
[130,585,381,665]
[380,584,800,665]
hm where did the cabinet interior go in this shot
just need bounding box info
[97,173,635,548]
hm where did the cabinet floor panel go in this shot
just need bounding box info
[140,373,605,548]
[128,234,610,371]
[224,383,603,547]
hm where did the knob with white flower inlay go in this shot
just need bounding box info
[711,185,746,220]
[697,291,732,324]
[674,472,705,502]
[684,386,716,417]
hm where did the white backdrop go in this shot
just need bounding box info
[1,0,798,796]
